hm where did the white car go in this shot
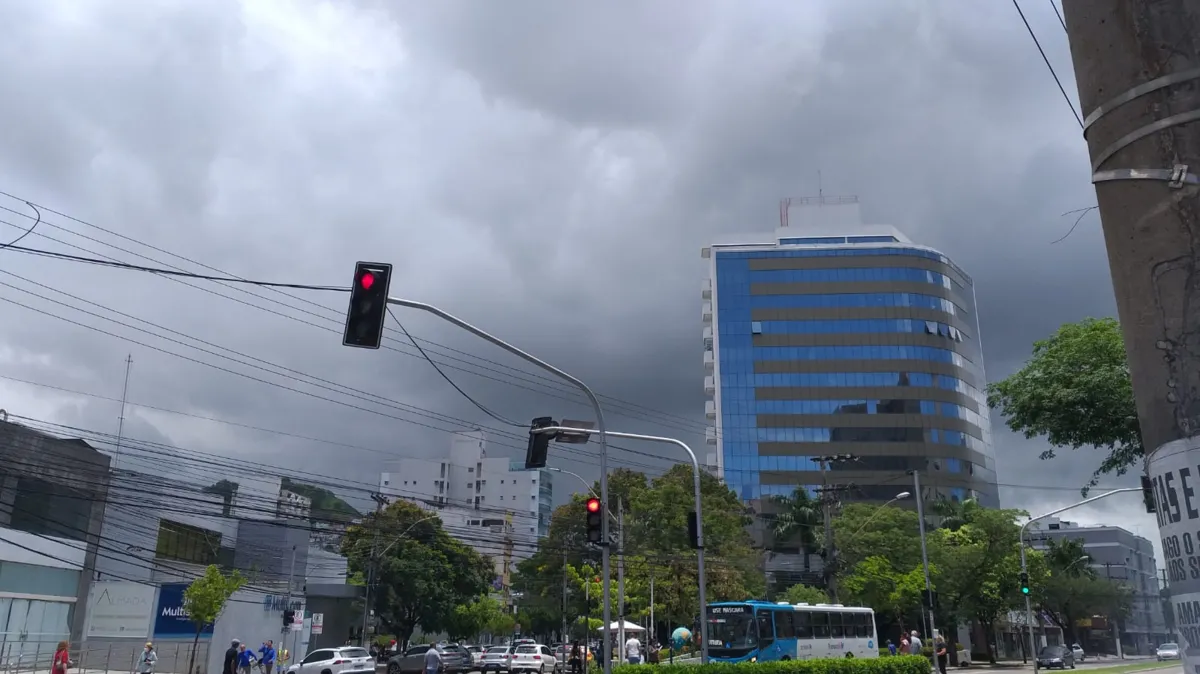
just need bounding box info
[1157,643,1181,661]
[288,648,375,674]
[508,644,556,674]
[1070,644,1085,662]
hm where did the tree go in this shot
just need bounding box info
[928,497,982,532]
[987,317,1140,491]
[183,565,245,674]
[445,596,508,642]
[782,583,828,605]
[281,477,360,522]
[832,503,923,574]
[342,500,493,645]
[767,487,822,573]
[840,556,927,634]
[1035,538,1132,645]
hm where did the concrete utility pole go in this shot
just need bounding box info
[360,493,387,646]
[1060,3,1200,668]
[812,454,854,602]
[617,499,626,663]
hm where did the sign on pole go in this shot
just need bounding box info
[312,613,324,636]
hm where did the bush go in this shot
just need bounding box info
[612,655,930,674]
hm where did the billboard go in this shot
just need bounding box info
[153,583,213,639]
[86,582,156,638]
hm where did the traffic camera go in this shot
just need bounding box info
[342,262,393,349]
[585,498,603,544]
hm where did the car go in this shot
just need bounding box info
[288,647,375,674]
[552,646,569,673]
[1036,645,1075,670]
[508,644,556,674]
[1070,644,1085,662]
[465,646,485,669]
[387,644,471,674]
[480,646,511,674]
[1157,643,1181,661]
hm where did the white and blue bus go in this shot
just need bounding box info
[706,601,879,662]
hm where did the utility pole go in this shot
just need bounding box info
[562,550,569,643]
[649,572,654,645]
[113,354,133,470]
[812,454,854,602]
[285,545,297,661]
[617,499,625,663]
[360,493,387,646]
[911,471,937,646]
[1105,563,1124,659]
[1060,2,1200,661]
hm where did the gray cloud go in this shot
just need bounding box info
[0,0,1145,538]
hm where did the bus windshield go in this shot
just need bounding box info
[707,607,758,654]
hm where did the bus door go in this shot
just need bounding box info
[754,610,778,660]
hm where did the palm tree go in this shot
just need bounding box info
[928,496,980,530]
[769,487,823,571]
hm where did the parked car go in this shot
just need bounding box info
[508,644,557,674]
[288,647,375,674]
[1070,644,1085,662]
[552,646,569,673]
[480,646,511,674]
[465,646,484,669]
[1157,643,1181,661]
[1036,645,1076,670]
[387,644,471,674]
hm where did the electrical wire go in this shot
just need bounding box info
[1012,0,1083,128]
[1048,0,1067,32]
[387,306,524,428]
[0,200,39,249]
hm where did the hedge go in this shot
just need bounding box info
[610,655,930,674]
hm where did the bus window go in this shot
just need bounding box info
[811,612,830,638]
[856,613,871,638]
[756,612,775,646]
[795,611,812,639]
[776,611,795,639]
[830,613,844,638]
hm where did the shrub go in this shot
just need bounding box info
[612,655,930,674]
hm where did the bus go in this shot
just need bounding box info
[706,601,879,662]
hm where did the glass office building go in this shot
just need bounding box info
[702,211,997,510]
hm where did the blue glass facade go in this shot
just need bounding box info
[707,238,996,508]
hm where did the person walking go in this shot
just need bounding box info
[624,635,641,665]
[259,641,277,674]
[908,631,923,655]
[568,642,582,674]
[887,640,897,656]
[237,643,258,674]
[224,640,241,674]
[52,641,71,674]
[137,643,157,674]
[423,646,442,674]
[935,637,949,674]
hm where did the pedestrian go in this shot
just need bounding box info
[569,642,582,674]
[935,637,949,674]
[224,640,241,674]
[237,643,258,674]
[909,631,923,655]
[137,643,157,674]
[259,640,276,674]
[52,641,71,674]
[624,634,641,665]
[423,645,442,674]
[647,641,660,665]
[887,640,897,656]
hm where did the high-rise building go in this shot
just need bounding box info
[702,198,997,513]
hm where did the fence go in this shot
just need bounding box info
[0,640,210,674]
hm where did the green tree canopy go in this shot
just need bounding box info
[1035,537,1132,644]
[341,499,493,645]
[839,556,927,633]
[183,565,245,674]
[444,596,509,642]
[832,503,923,573]
[781,583,828,605]
[987,317,1140,490]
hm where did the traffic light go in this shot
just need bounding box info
[525,417,557,469]
[585,498,603,544]
[687,510,700,549]
[342,262,393,349]
[1141,475,1157,514]
[1019,571,1030,595]
[283,609,295,629]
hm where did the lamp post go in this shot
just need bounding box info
[545,467,618,524]
[386,297,614,674]
[850,491,912,537]
[538,426,710,665]
[1018,488,1140,670]
[360,514,440,644]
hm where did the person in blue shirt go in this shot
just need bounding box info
[237,644,258,674]
[887,640,897,656]
[259,641,277,674]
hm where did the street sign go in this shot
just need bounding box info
[311,613,324,635]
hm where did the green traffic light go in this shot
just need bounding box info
[1021,587,1030,594]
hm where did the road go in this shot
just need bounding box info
[967,659,1176,674]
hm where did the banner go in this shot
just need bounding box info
[86,582,156,638]
[153,582,213,639]
[1147,437,1200,672]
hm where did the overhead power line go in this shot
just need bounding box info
[1012,0,1083,128]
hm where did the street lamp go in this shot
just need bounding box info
[850,491,912,536]
[1018,488,1140,670]
[537,426,711,665]
[546,467,618,523]
[361,514,441,642]
[386,297,615,674]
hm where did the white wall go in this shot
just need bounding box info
[208,588,308,674]
[0,528,85,570]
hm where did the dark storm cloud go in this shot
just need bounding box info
[0,0,1132,515]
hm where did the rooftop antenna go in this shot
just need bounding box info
[818,170,824,204]
[779,198,791,228]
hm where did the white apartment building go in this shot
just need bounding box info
[378,430,554,596]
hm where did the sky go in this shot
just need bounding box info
[0,1,1163,559]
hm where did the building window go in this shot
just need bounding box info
[468,467,474,473]
[155,520,221,566]
[751,321,763,334]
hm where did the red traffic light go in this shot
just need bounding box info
[586,498,601,513]
[360,272,375,290]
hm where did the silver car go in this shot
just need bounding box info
[1157,642,1181,661]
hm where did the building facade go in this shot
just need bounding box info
[702,199,998,514]
[378,430,553,599]
[1028,517,1170,654]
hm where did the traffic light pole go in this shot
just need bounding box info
[384,297,614,674]
[1018,488,1140,671]
[536,426,709,665]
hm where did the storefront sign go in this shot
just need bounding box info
[1147,437,1200,671]
[86,582,155,638]
[153,583,213,638]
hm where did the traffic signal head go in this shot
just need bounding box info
[283,609,295,628]
[342,262,393,349]
[525,417,556,469]
[1019,571,1030,595]
[585,498,603,544]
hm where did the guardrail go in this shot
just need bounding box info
[1,641,209,674]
